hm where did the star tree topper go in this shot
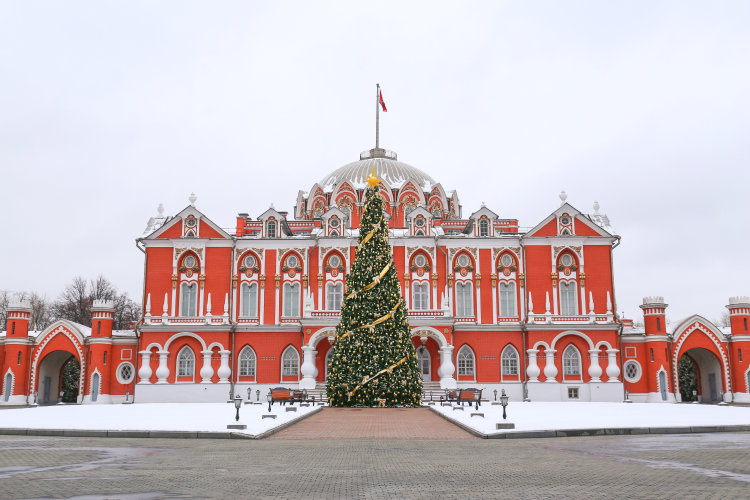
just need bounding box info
[366,167,380,189]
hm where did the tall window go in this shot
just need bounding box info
[240,283,258,317]
[559,282,577,315]
[282,347,299,378]
[499,282,516,317]
[283,283,300,317]
[456,282,473,317]
[239,347,256,377]
[412,283,429,310]
[180,283,197,317]
[177,347,195,377]
[501,345,519,376]
[326,283,343,311]
[267,220,276,238]
[457,346,475,377]
[479,218,489,237]
[563,345,581,378]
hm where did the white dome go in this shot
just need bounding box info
[319,149,436,190]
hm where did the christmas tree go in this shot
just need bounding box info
[326,170,422,407]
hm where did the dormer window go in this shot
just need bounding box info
[479,218,489,237]
[560,215,571,225]
[267,220,276,238]
[185,217,196,228]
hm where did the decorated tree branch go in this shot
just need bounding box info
[326,170,422,407]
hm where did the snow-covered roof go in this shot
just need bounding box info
[319,151,436,191]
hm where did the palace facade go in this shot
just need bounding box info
[3,147,750,405]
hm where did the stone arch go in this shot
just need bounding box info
[671,317,731,396]
[30,322,86,404]
[550,330,595,351]
[531,341,552,351]
[164,332,207,352]
[594,340,614,350]
[206,341,225,351]
[410,326,449,348]
[307,327,337,348]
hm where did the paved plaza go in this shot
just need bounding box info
[1,427,750,499]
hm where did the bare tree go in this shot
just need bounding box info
[51,276,140,330]
[51,276,91,325]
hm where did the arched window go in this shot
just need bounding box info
[501,345,519,377]
[457,346,475,377]
[283,283,300,317]
[239,347,256,377]
[180,283,197,317]
[267,219,276,238]
[240,283,258,317]
[412,283,429,310]
[282,347,299,378]
[560,282,577,315]
[499,282,516,317]
[562,345,581,378]
[177,347,195,377]
[4,373,12,401]
[326,283,343,311]
[456,282,473,317]
[481,218,490,236]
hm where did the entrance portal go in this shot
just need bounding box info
[678,348,723,403]
[37,350,80,404]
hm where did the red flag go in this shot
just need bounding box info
[379,90,387,112]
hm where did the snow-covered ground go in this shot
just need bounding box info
[0,402,319,436]
[432,402,750,436]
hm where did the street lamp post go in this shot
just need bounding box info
[267,392,273,412]
[474,390,480,411]
[493,389,498,401]
[500,389,509,420]
[234,395,242,422]
[692,389,698,404]
[256,389,261,402]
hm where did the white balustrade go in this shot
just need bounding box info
[438,346,457,389]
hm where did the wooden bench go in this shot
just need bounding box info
[459,387,483,407]
[442,389,461,404]
[269,387,293,407]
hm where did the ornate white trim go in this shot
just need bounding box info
[671,320,731,394]
[30,325,86,402]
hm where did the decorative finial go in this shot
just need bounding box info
[157,203,164,216]
[481,201,486,208]
[189,193,197,206]
[366,167,380,189]
[593,201,600,214]
[270,203,275,210]
[559,190,567,205]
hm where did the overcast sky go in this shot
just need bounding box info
[2,1,749,325]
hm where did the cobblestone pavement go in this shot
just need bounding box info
[270,408,474,439]
[1,432,749,499]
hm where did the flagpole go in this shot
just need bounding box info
[376,83,380,149]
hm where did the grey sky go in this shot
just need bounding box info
[1,1,749,324]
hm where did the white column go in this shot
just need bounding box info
[138,351,153,384]
[606,349,620,382]
[259,282,265,325]
[545,292,551,315]
[475,280,481,322]
[526,349,540,382]
[275,285,280,323]
[588,349,602,382]
[492,280,497,323]
[299,346,318,389]
[144,293,152,324]
[543,349,558,382]
[200,350,214,383]
[438,346,457,389]
[155,351,170,384]
[217,350,232,382]
[580,285,587,315]
[163,293,170,324]
[223,293,230,324]
[205,293,212,324]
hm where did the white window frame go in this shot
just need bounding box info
[180,283,197,317]
[177,346,195,378]
[456,345,475,378]
[455,282,473,317]
[326,282,343,311]
[562,345,582,379]
[115,362,135,384]
[623,360,642,383]
[479,218,490,237]
[240,282,258,317]
[238,346,256,378]
[559,281,577,316]
[412,282,429,310]
[501,345,519,378]
[267,220,276,238]
[281,347,299,379]
[283,283,300,317]
[499,282,517,317]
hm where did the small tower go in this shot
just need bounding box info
[640,296,668,335]
[2,301,32,405]
[86,300,115,403]
[726,296,750,335]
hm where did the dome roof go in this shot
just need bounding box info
[319,148,436,191]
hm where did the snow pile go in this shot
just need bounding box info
[432,402,750,435]
[0,403,318,436]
